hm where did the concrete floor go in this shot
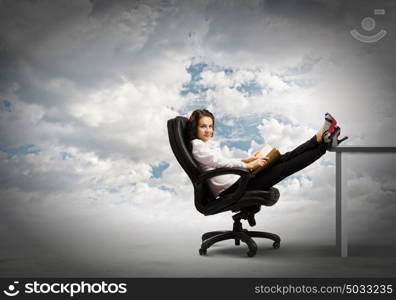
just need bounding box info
[1,233,396,278]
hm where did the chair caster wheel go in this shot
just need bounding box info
[273,241,280,249]
[199,248,207,255]
[247,250,256,257]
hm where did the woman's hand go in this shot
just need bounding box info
[241,156,256,163]
[241,151,261,163]
[245,157,269,171]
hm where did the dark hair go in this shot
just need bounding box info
[185,109,215,151]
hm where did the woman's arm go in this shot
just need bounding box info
[192,140,247,169]
[192,140,269,171]
[245,157,269,171]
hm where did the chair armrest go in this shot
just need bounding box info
[223,174,251,206]
[198,167,254,208]
[198,167,253,182]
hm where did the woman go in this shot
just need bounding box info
[186,109,345,198]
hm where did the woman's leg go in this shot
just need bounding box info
[245,136,328,191]
[278,135,320,163]
[219,135,328,197]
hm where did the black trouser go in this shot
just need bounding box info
[219,135,328,196]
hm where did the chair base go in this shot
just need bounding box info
[199,219,281,257]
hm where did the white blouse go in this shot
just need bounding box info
[191,139,248,197]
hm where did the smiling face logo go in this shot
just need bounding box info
[351,9,387,43]
[3,281,20,297]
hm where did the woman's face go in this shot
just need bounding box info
[197,116,213,142]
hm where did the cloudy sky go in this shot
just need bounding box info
[0,0,396,275]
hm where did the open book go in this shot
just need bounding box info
[252,144,281,175]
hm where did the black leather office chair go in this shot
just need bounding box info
[167,116,281,257]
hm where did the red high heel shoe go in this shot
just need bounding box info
[329,126,348,147]
[322,112,338,144]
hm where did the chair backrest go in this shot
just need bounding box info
[167,116,215,213]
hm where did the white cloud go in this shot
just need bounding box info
[257,117,317,152]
